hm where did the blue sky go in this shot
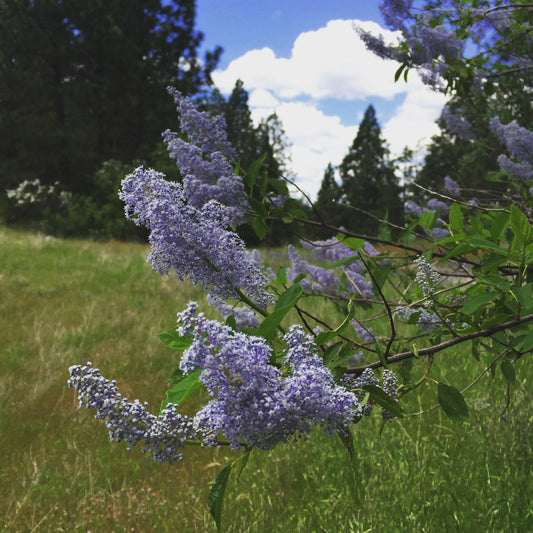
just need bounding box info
[196,1,447,198]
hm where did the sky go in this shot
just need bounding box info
[195,0,448,199]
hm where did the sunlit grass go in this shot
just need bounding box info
[1,226,532,532]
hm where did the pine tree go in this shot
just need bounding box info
[339,105,403,235]
[0,0,221,197]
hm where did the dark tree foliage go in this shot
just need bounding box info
[313,163,341,237]
[0,0,221,197]
[339,104,404,235]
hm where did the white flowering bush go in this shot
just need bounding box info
[68,2,533,529]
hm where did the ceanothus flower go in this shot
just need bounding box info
[351,319,375,343]
[177,303,359,450]
[68,363,200,463]
[119,166,272,307]
[414,255,440,302]
[207,294,260,329]
[381,369,399,421]
[300,237,374,299]
[442,106,474,141]
[287,245,340,293]
[163,88,248,226]
[444,176,460,198]
[490,117,533,182]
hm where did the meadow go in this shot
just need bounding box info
[1,226,532,532]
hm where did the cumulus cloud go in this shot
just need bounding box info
[212,19,447,198]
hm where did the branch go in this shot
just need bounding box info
[347,313,533,374]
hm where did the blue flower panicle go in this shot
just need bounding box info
[119,167,272,307]
[67,363,200,463]
[163,88,248,226]
[176,303,360,450]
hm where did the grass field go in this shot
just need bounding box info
[1,226,532,532]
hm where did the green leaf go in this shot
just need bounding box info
[361,384,403,418]
[461,292,498,314]
[235,451,251,483]
[324,255,360,270]
[208,463,233,532]
[477,274,511,291]
[160,369,202,411]
[255,284,303,339]
[158,329,194,351]
[469,237,509,255]
[251,216,269,239]
[394,63,406,82]
[449,203,464,234]
[500,359,516,386]
[267,177,289,195]
[490,211,510,242]
[510,205,532,245]
[315,300,356,346]
[372,262,392,290]
[521,329,533,352]
[337,235,365,250]
[438,382,469,421]
[244,153,267,189]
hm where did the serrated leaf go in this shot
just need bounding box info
[208,463,233,532]
[438,382,469,421]
[160,369,202,411]
[158,329,194,351]
[362,384,403,418]
[500,359,516,386]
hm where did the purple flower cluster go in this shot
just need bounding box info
[119,167,272,307]
[414,255,440,303]
[177,303,359,450]
[490,117,533,182]
[163,88,248,226]
[351,319,375,343]
[207,294,260,329]
[358,2,463,90]
[444,176,460,198]
[286,245,340,293]
[404,182,452,240]
[300,238,375,299]
[381,369,399,420]
[68,363,200,463]
[442,106,474,141]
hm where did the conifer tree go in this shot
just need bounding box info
[339,105,403,235]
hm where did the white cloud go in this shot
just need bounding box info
[384,89,448,155]
[212,19,447,199]
[213,20,407,101]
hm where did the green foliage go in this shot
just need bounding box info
[0,0,221,225]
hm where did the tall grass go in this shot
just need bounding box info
[1,227,532,532]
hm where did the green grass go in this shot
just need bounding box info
[1,226,532,532]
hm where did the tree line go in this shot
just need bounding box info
[2,0,530,242]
